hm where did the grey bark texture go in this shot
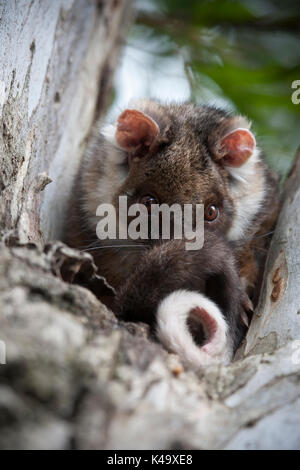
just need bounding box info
[0,0,300,451]
[0,0,131,243]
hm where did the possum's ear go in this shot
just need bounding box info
[115,109,160,154]
[209,116,256,168]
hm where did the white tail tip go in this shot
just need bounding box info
[156,290,232,369]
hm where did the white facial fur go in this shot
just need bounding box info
[101,124,121,149]
[227,147,266,241]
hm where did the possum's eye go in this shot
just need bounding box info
[205,204,219,222]
[140,195,158,212]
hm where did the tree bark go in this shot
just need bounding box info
[0,0,132,244]
[238,151,300,357]
[0,1,300,451]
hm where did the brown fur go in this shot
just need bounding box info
[116,233,248,350]
[65,99,279,350]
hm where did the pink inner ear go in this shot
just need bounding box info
[221,128,256,167]
[116,109,159,153]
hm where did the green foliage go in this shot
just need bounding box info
[132,0,300,176]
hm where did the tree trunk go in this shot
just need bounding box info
[0,0,132,243]
[0,1,300,451]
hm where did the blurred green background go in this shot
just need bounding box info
[110,0,300,179]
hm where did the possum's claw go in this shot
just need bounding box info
[240,293,254,328]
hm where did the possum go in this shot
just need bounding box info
[65,99,279,368]
[116,234,250,367]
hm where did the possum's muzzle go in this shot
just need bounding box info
[156,290,232,368]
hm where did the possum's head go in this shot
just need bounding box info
[101,99,265,243]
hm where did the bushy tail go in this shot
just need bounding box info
[156,290,233,368]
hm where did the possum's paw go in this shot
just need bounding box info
[156,290,233,369]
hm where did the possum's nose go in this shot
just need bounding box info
[156,290,232,369]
